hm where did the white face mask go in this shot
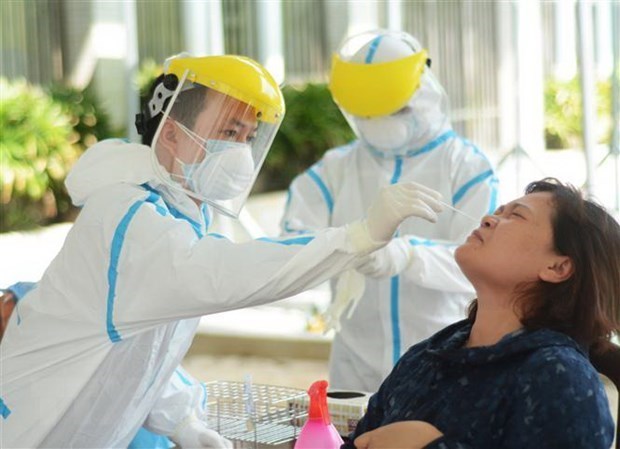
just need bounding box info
[355,113,416,154]
[178,140,255,201]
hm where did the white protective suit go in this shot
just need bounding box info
[0,139,380,448]
[0,281,200,448]
[141,366,207,445]
[282,112,498,392]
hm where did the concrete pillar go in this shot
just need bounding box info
[554,0,577,80]
[576,0,598,196]
[593,0,612,77]
[515,0,546,155]
[495,0,546,201]
[496,2,517,154]
[347,0,380,36]
[324,1,350,57]
[124,0,139,143]
[386,0,403,31]
[257,0,284,84]
[181,0,224,56]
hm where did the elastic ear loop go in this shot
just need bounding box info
[149,69,195,189]
[174,121,209,152]
[168,120,208,185]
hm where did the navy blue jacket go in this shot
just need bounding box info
[344,320,614,449]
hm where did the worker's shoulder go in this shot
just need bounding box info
[322,140,359,162]
[79,182,158,227]
[446,134,494,163]
[88,181,151,205]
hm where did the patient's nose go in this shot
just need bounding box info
[481,215,497,228]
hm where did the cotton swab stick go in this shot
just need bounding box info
[437,200,480,224]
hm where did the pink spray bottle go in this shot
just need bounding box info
[294,380,344,449]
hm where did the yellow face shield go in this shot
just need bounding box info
[329,49,428,118]
[167,55,285,124]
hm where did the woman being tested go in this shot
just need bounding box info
[346,179,619,449]
[0,55,446,448]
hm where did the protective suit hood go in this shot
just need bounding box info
[66,139,157,207]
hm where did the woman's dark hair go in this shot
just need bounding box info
[468,178,620,351]
[137,74,208,146]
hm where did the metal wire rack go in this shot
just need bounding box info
[205,380,308,449]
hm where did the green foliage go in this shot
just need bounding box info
[136,59,162,98]
[256,83,355,192]
[544,76,613,149]
[1,78,77,230]
[0,78,114,232]
[47,84,115,152]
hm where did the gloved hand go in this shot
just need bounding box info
[356,238,412,279]
[171,413,233,449]
[365,182,443,243]
[323,269,366,333]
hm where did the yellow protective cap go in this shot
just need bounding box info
[329,49,428,118]
[167,55,285,123]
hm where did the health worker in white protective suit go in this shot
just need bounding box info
[0,282,192,449]
[281,30,499,392]
[0,55,448,448]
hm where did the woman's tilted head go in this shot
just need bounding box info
[457,178,620,349]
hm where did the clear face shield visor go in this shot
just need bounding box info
[151,72,283,218]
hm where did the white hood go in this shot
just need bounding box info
[65,140,157,207]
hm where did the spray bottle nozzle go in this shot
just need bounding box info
[307,379,331,426]
[295,379,343,449]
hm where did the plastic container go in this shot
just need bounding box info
[294,380,344,449]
